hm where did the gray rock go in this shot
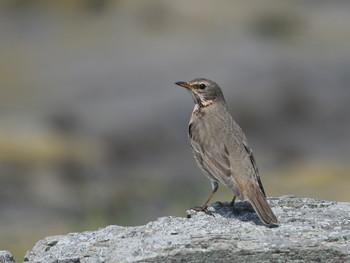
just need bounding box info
[24,196,350,263]
[0,251,16,263]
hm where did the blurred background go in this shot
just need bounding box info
[1,0,350,260]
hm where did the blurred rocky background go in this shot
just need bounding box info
[0,0,349,260]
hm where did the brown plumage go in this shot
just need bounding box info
[175,78,278,225]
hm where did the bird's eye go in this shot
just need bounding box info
[199,84,206,90]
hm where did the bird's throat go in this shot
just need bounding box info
[194,97,213,108]
[200,99,213,107]
[193,100,214,116]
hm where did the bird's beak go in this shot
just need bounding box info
[175,81,192,90]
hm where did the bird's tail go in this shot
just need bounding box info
[246,184,278,225]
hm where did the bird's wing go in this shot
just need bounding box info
[242,141,266,197]
[189,121,244,198]
[189,121,230,172]
[189,118,267,199]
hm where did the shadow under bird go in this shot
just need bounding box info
[175,78,278,225]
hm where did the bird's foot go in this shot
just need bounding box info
[192,205,215,217]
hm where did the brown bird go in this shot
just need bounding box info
[175,78,278,225]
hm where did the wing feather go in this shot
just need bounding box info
[189,121,244,199]
[242,141,266,197]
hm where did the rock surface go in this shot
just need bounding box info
[22,196,350,263]
[0,251,16,263]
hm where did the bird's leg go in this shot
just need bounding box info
[229,195,236,208]
[229,195,239,215]
[193,181,218,216]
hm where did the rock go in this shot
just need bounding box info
[0,251,16,263]
[23,196,350,263]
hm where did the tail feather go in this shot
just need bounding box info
[246,185,278,225]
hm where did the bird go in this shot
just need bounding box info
[175,78,278,225]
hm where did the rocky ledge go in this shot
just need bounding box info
[3,195,350,263]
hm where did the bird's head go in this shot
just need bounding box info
[175,78,225,107]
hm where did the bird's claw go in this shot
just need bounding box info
[192,205,215,217]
